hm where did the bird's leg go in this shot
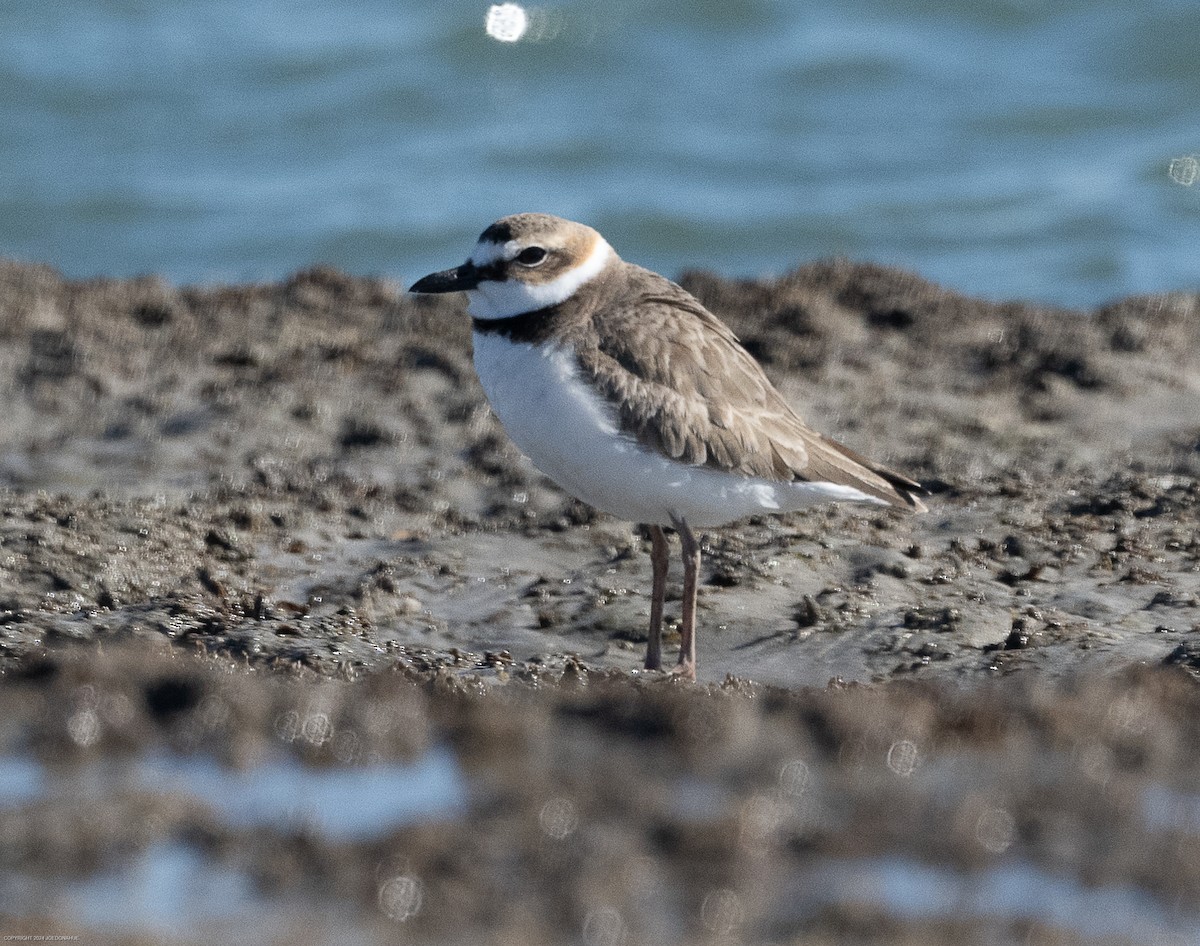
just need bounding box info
[645,525,669,670]
[670,515,700,680]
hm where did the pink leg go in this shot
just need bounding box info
[671,515,699,680]
[645,525,668,670]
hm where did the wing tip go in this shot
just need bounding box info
[875,471,929,514]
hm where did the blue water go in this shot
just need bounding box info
[0,746,463,939]
[795,856,1200,940]
[0,746,465,840]
[134,745,466,840]
[2,0,1198,306]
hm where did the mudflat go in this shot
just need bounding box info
[1,257,1198,943]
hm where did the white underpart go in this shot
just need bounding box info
[467,237,613,320]
[472,336,884,528]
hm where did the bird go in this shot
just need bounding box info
[410,213,926,680]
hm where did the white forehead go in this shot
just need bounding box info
[470,240,520,267]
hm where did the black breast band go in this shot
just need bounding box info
[471,307,561,344]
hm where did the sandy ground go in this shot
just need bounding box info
[1,257,1198,944]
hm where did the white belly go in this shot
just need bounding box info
[471,334,880,528]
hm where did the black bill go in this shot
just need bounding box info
[409,261,482,294]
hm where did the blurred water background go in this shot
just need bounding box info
[1,0,1198,306]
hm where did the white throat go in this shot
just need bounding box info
[467,237,613,320]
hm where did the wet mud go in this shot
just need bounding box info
[1,257,1198,943]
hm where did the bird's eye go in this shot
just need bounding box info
[516,246,548,266]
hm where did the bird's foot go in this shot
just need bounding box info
[670,659,696,682]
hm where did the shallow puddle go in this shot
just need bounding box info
[788,856,1197,941]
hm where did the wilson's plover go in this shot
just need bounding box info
[411,213,925,679]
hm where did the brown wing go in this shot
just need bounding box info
[572,265,926,511]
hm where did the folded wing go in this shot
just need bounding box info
[573,268,926,512]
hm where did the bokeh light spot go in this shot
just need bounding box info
[1168,155,1198,187]
[700,888,745,934]
[301,711,333,746]
[975,806,1015,853]
[582,906,627,946]
[778,759,811,797]
[67,708,100,747]
[486,4,529,43]
[378,874,424,922]
[539,796,579,840]
[886,739,920,777]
